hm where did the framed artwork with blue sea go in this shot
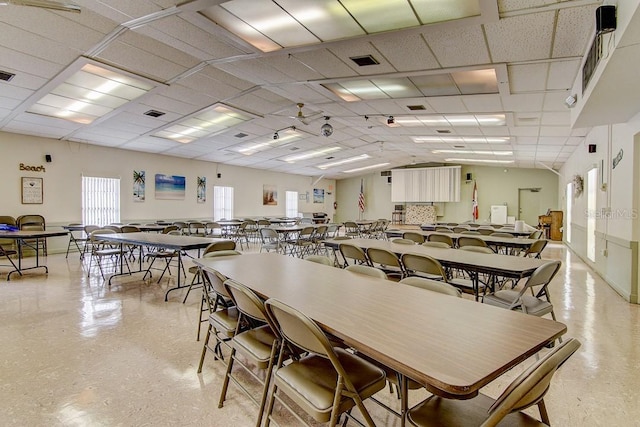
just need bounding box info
[155,174,186,200]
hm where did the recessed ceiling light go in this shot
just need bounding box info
[433,150,513,156]
[281,147,342,163]
[444,158,514,164]
[317,154,370,170]
[413,136,510,144]
[343,162,391,173]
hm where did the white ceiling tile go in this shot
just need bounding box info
[461,94,503,113]
[552,5,599,58]
[423,25,490,68]
[508,63,548,93]
[547,59,580,90]
[501,93,544,112]
[372,32,439,72]
[485,12,555,63]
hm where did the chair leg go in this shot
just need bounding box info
[218,347,237,408]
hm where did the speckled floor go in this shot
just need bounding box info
[0,241,638,426]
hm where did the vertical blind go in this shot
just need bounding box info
[213,186,234,221]
[391,166,461,202]
[82,176,120,226]
[285,191,298,218]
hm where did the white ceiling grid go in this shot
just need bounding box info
[0,0,632,177]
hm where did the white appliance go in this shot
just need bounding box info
[490,205,508,225]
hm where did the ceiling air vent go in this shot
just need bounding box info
[0,70,16,82]
[144,109,165,117]
[407,105,426,111]
[349,55,379,66]
[289,147,300,151]
[380,170,391,176]
[325,156,335,160]
[436,129,451,134]
[234,132,248,138]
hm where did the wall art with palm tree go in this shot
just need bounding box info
[133,170,145,202]
[197,176,206,203]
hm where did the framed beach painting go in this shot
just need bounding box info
[155,174,185,200]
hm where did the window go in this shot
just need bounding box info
[82,176,120,226]
[214,186,234,221]
[566,182,572,243]
[285,191,299,218]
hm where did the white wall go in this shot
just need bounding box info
[336,165,558,225]
[559,115,640,303]
[0,132,335,250]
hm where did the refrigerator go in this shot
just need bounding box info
[490,205,508,225]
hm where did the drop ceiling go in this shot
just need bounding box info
[0,0,628,179]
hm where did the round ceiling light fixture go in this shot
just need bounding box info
[320,117,333,137]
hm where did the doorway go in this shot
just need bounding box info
[518,188,542,227]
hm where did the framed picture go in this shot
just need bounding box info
[197,176,206,203]
[263,185,277,205]
[21,177,43,204]
[313,188,325,203]
[133,170,145,202]
[155,174,186,200]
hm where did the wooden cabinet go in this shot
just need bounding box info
[538,210,563,241]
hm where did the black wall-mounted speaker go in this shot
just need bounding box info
[387,176,392,184]
[45,154,52,162]
[217,173,221,178]
[588,144,597,153]
[596,5,616,34]
[466,173,472,181]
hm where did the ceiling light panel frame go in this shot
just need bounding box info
[9,57,166,131]
[199,0,492,53]
[152,103,260,144]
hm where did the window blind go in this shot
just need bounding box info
[82,176,121,226]
[391,166,461,202]
[285,191,299,218]
[213,186,234,221]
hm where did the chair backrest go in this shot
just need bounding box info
[460,230,481,235]
[260,227,278,240]
[452,227,469,233]
[339,243,369,266]
[366,247,402,269]
[523,239,548,258]
[162,225,179,234]
[203,250,242,258]
[224,279,271,325]
[344,264,387,279]
[265,298,337,361]
[203,240,237,255]
[457,236,487,248]
[435,227,452,232]
[523,260,561,294]
[482,338,581,426]
[400,253,447,280]
[120,225,140,233]
[202,269,232,298]
[89,228,115,242]
[0,216,17,226]
[326,224,339,238]
[104,225,121,232]
[257,219,271,227]
[459,246,495,254]
[304,255,333,266]
[189,221,206,235]
[427,233,454,247]
[421,241,451,249]
[490,232,514,238]
[399,277,462,297]
[84,225,100,234]
[403,231,425,243]
[391,238,415,245]
[17,214,45,229]
[529,230,544,239]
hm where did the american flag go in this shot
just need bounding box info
[358,179,365,212]
[472,180,478,221]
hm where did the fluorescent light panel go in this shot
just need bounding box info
[323,69,497,102]
[433,150,513,155]
[201,0,480,52]
[280,146,342,163]
[413,136,510,143]
[317,154,370,170]
[445,158,514,164]
[343,162,391,173]
[230,128,303,155]
[27,63,154,124]
[154,104,255,144]
[397,114,506,128]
